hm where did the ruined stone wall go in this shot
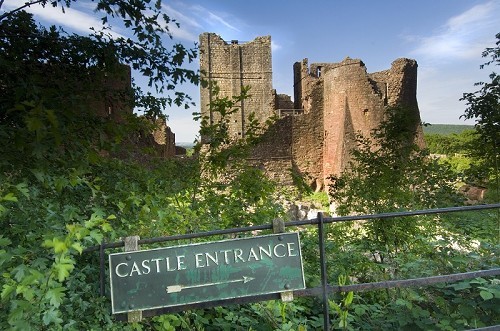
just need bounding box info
[293,59,310,114]
[248,158,294,185]
[250,116,293,159]
[200,32,424,191]
[322,58,393,180]
[89,65,178,159]
[249,116,294,184]
[151,119,176,158]
[290,80,324,191]
[91,64,134,123]
[274,92,295,111]
[369,59,425,147]
[199,33,274,140]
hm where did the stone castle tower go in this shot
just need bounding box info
[199,33,423,190]
[199,33,274,138]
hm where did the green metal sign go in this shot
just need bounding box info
[109,233,305,314]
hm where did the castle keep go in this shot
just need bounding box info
[199,33,423,190]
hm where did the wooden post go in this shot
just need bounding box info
[272,219,294,302]
[124,236,142,323]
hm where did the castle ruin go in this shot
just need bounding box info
[199,33,423,190]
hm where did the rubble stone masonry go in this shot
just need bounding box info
[199,33,423,190]
[199,33,274,139]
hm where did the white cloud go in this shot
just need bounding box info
[160,2,243,42]
[163,4,203,29]
[188,4,243,34]
[410,1,500,124]
[206,12,241,32]
[166,24,198,42]
[2,1,125,38]
[271,40,282,51]
[410,1,500,61]
[161,4,201,42]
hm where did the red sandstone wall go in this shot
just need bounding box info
[291,80,324,191]
[322,58,388,182]
[200,33,424,191]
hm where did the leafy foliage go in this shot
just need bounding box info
[321,105,498,329]
[0,6,287,329]
[1,3,498,331]
[422,124,474,135]
[329,106,462,215]
[461,32,500,191]
[425,130,477,155]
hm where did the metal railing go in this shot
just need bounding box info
[87,203,500,329]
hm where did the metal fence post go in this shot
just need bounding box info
[124,236,142,323]
[318,212,330,330]
[273,218,294,302]
[99,241,105,296]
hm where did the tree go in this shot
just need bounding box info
[0,0,198,111]
[0,3,200,329]
[0,5,289,329]
[329,106,461,258]
[461,33,500,190]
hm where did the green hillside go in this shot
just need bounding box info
[423,124,475,135]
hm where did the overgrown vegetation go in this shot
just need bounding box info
[325,106,499,330]
[0,2,498,330]
[0,5,283,330]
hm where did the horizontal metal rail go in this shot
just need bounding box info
[330,268,500,293]
[114,268,500,321]
[95,203,500,329]
[84,203,500,252]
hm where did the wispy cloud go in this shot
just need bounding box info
[206,11,241,32]
[163,4,203,29]
[2,2,125,38]
[160,2,243,42]
[409,1,500,61]
[271,40,282,51]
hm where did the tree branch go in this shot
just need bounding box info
[0,0,46,22]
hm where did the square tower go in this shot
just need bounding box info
[199,33,274,139]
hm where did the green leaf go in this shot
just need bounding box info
[13,264,29,282]
[101,222,113,233]
[0,249,12,267]
[1,284,15,301]
[2,193,18,202]
[53,255,75,282]
[16,284,35,301]
[480,290,494,300]
[451,281,471,290]
[45,287,65,308]
[43,238,68,254]
[344,291,354,306]
[89,230,104,243]
[0,235,12,247]
[71,242,83,254]
[15,182,30,198]
[42,307,63,326]
[54,177,68,192]
[470,278,487,285]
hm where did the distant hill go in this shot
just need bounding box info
[423,124,475,135]
[176,142,195,148]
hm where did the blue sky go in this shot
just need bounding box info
[3,0,500,142]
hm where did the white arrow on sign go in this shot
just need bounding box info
[166,276,255,294]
